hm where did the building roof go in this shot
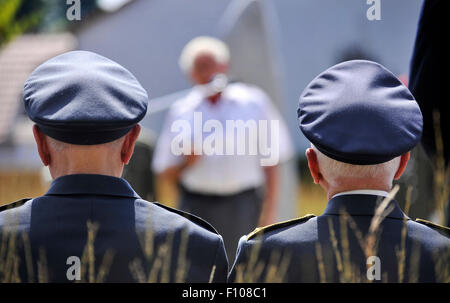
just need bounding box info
[0,33,77,145]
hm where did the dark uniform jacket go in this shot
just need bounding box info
[410,0,447,166]
[0,174,228,283]
[409,0,449,227]
[229,194,450,283]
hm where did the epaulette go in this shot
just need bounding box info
[246,214,316,241]
[152,202,218,234]
[416,218,450,237]
[0,198,31,213]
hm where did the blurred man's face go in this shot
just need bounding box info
[190,52,228,85]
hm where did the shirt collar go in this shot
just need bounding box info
[323,194,408,220]
[332,189,389,199]
[45,174,140,199]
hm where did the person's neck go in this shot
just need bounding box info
[326,179,391,200]
[49,154,123,179]
[206,92,221,105]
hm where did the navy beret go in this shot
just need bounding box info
[23,51,148,145]
[298,60,423,165]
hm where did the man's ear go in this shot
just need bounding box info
[393,152,410,180]
[32,125,51,166]
[121,124,141,165]
[305,148,322,184]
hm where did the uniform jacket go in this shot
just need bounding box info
[0,174,228,283]
[229,194,450,283]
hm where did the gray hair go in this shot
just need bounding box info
[47,137,69,151]
[47,136,124,151]
[179,36,230,74]
[312,145,400,181]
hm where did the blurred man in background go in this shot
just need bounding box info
[0,51,228,282]
[152,36,293,259]
[230,60,449,282]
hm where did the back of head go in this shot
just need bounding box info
[23,50,148,145]
[23,51,149,178]
[298,60,423,195]
[312,144,401,187]
[298,60,422,166]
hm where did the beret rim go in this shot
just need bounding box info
[26,110,147,130]
[37,124,134,145]
[312,140,401,165]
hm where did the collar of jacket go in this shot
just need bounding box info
[323,194,408,220]
[45,174,141,199]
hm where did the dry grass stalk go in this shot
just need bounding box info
[143,213,154,261]
[327,217,344,281]
[241,237,263,282]
[161,231,174,283]
[408,239,421,283]
[432,111,449,225]
[274,250,291,283]
[432,249,450,283]
[21,231,34,282]
[96,249,115,283]
[365,185,399,260]
[208,265,216,283]
[263,249,292,283]
[86,221,99,283]
[175,227,190,283]
[315,242,326,283]
[396,186,412,282]
[37,247,48,283]
[129,258,146,283]
[147,243,167,282]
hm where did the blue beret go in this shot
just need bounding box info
[298,60,423,165]
[23,51,148,145]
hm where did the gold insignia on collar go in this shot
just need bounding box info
[246,214,316,241]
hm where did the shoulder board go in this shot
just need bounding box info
[415,218,450,237]
[247,214,316,241]
[152,202,218,234]
[0,198,31,213]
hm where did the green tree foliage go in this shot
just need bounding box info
[0,0,44,47]
[0,0,99,48]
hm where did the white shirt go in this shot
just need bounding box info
[152,82,294,195]
[332,189,390,199]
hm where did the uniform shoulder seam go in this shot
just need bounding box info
[246,214,316,241]
[152,202,218,234]
[0,198,32,213]
[415,218,450,237]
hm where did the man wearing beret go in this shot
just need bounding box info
[229,60,450,283]
[0,51,228,282]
